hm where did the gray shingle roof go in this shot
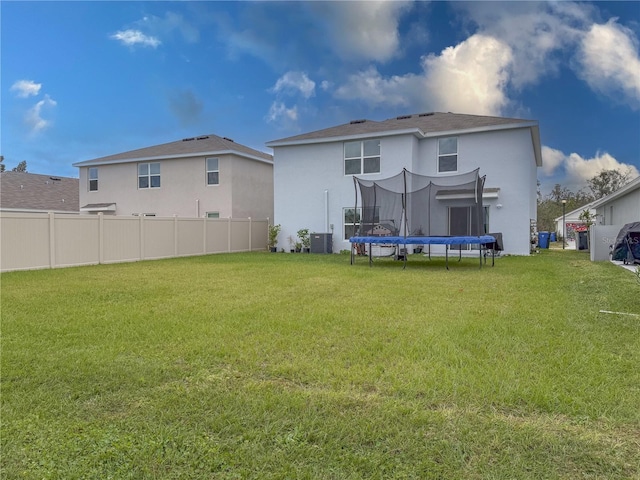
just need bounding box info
[267,112,537,145]
[0,172,79,212]
[73,134,273,166]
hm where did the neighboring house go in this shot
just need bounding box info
[591,175,640,226]
[73,134,274,220]
[266,112,542,255]
[554,201,597,247]
[0,171,79,213]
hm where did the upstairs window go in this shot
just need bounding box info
[206,158,219,185]
[138,162,160,189]
[88,167,98,191]
[438,137,457,173]
[344,139,380,175]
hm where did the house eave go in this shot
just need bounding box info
[73,150,273,168]
[266,121,540,148]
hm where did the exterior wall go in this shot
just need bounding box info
[273,127,538,255]
[78,154,273,219]
[0,212,268,272]
[596,188,640,226]
[230,156,274,220]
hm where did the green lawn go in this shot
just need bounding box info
[2,250,639,479]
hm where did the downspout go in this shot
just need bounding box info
[324,189,329,232]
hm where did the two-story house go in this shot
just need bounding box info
[266,112,542,256]
[73,134,274,220]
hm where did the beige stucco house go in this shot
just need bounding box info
[73,134,273,220]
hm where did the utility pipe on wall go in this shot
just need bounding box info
[324,189,329,232]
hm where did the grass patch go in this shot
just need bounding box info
[2,250,639,478]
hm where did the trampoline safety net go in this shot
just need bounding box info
[353,168,486,238]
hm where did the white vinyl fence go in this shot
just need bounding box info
[0,212,269,272]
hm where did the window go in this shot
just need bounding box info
[206,212,220,219]
[343,207,381,239]
[206,158,219,185]
[88,167,98,191]
[138,162,160,189]
[344,139,380,175]
[438,137,457,173]
[343,208,361,240]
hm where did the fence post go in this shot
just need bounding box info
[48,212,56,269]
[249,217,252,252]
[228,217,232,252]
[139,214,145,260]
[203,215,207,254]
[98,212,104,264]
[174,215,179,257]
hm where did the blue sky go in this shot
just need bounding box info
[2,1,639,195]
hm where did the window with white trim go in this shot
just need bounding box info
[206,158,219,185]
[138,162,161,189]
[88,167,98,191]
[344,139,380,175]
[438,137,457,173]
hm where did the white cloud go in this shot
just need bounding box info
[565,151,639,184]
[541,145,566,176]
[335,66,415,107]
[10,80,42,98]
[541,145,639,186]
[272,72,316,99]
[266,101,298,123]
[309,1,411,62]
[575,19,640,108]
[110,29,161,48]
[25,94,57,133]
[420,34,513,115]
[140,12,199,44]
[334,34,513,116]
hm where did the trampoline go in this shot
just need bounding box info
[349,168,495,269]
[350,235,496,269]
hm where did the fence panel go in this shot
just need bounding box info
[55,215,100,267]
[0,213,269,272]
[177,218,206,257]
[230,219,250,252]
[103,216,142,263]
[0,213,51,271]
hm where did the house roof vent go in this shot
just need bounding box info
[222,137,234,142]
[350,119,366,124]
[49,177,61,181]
[418,112,434,117]
[182,137,195,141]
[196,136,209,140]
[396,115,412,120]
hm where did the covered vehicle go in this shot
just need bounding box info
[611,222,640,264]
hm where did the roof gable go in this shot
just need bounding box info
[73,134,273,167]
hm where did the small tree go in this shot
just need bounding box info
[297,228,310,251]
[0,155,5,173]
[12,160,27,172]
[268,224,281,251]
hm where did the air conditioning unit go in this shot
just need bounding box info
[310,233,332,254]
